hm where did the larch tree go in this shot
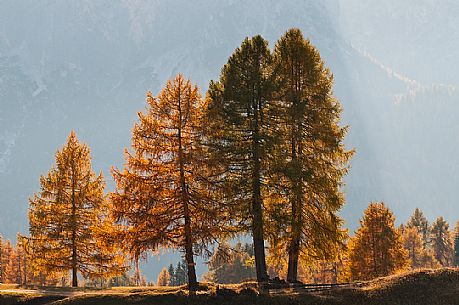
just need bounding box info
[347,202,409,281]
[0,235,3,282]
[111,75,222,290]
[454,221,459,267]
[157,267,170,286]
[205,35,273,282]
[430,217,453,267]
[267,28,352,282]
[28,131,126,287]
[402,226,439,269]
[1,240,12,283]
[406,208,430,248]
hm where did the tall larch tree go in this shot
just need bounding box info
[28,131,125,287]
[347,202,409,281]
[111,75,222,290]
[430,217,453,267]
[205,36,273,282]
[267,28,352,282]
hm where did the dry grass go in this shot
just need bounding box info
[1,268,458,305]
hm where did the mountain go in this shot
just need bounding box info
[0,0,458,280]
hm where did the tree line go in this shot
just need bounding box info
[1,28,456,289]
[151,204,459,286]
[345,204,459,281]
[15,28,351,290]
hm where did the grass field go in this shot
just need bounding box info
[1,268,458,305]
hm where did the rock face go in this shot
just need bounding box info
[0,0,458,275]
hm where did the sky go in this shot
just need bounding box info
[1,0,458,281]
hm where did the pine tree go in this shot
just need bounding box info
[167,264,176,286]
[431,217,453,267]
[157,267,170,286]
[174,260,188,285]
[112,75,222,290]
[406,208,430,248]
[267,28,352,282]
[28,131,125,287]
[203,242,256,284]
[205,35,273,282]
[347,202,409,281]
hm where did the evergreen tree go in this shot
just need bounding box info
[112,75,222,290]
[430,217,453,266]
[28,131,125,287]
[267,28,351,282]
[203,242,256,284]
[406,208,430,248]
[157,267,170,286]
[205,35,273,282]
[174,260,188,285]
[167,264,176,286]
[347,202,409,281]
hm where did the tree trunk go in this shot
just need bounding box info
[23,254,27,286]
[287,184,301,282]
[287,127,301,282]
[251,100,268,283]
[287,233,300,282]
[184,203,198,290]
[252,197,268,282]
[71,161,78,288]
[71,261,78,287]
[177,81,198,291]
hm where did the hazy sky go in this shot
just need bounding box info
[1,0,458,280]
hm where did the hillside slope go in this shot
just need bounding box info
[1,269,458,305]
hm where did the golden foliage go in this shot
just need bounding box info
[28,131,126,286]
[347,202,409,281]
[111,75,225,288]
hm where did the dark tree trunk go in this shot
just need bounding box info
[184,204,198,290]
[287,128,302,283]
[287,235,300,282]
[251,99,269,283]
[177,81,198,291]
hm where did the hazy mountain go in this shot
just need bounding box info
[0,0,458,279]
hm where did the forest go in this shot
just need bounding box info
[0,28,458,292]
